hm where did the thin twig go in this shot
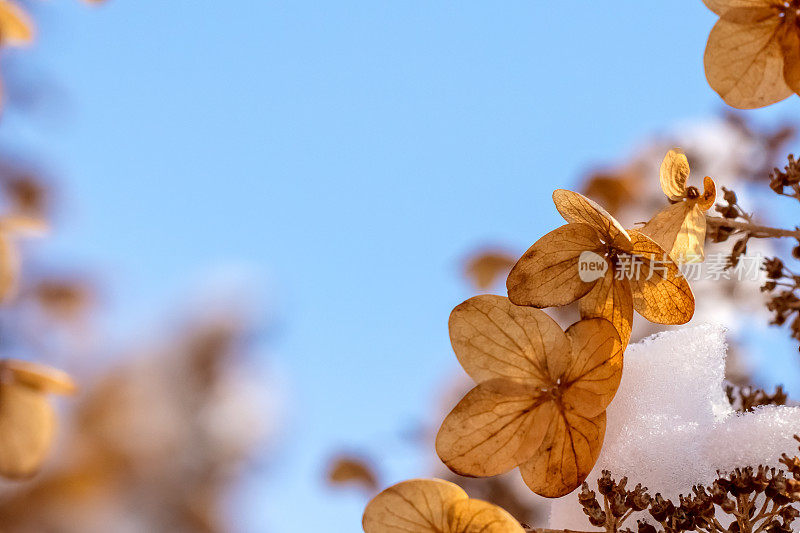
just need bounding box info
[706,216,800,239]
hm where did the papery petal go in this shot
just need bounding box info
[507,223,603,308]
[702,0,779,18]
[0,384,55,479]
[704,17,792,109]
[0,0,33,47]
[640,201,700,264]
[448,295,571,385]
[0,360,76,395]
[446,499,526,533]
[627,231,695,324]
[436,380,554,477]
[659,150,690,201]
[561,319,624,418]
[578,269,633,346]
[671,206,708,263]
[518,410,606,498]
[0,234,20,302]
[552,190,630,243]
[780,25,800,95]
[362,478,467,533]
[697,176,717,211]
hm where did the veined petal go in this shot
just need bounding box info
[781,25,800,95]
[578,269,633,346]
[446,499,526,533]
[702,0,779,18]
[448,295,570,385]
[507,223,603,308]
[640,201,697,263]
[518,410,606,498]
[561,319,624,418]
[436,380,553,477]
[704,17,792,109]
[659,150,690,200]
[627,230,695,324]
[362,478,467,533]
[552,190,629,243]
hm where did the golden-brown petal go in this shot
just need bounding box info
[0,215,47,238]
[0,360,76,395]
[659,150,690,201]
[436,380,554,477]
[362,478,467,533]
[507,223,603,308]
[561,319,624,418]
[464,251,517,290]
[704,17,792,109]
[641,201,706,264]
[578,268,633,346]
[627,231,695,324]
[552,190,630,243]
[702,0,775,14]
[446,498,526,533]
[518,410,606,498]
[327,456,378,491]
[671,206,708,263]
[781,25,800,96]
[0,383,55,479]
[0,0,33,47]
[0,233,20,302]
[448,295,570,385]
[698,176,717,211]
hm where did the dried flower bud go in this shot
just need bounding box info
[649,493,675,522]
[636,521,657,533]
[764,258,785,279]
[598,470,614,496]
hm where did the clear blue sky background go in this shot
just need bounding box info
[7,1,800,531]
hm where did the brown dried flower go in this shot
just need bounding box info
[436,295,623,498]
[507,189,694,345]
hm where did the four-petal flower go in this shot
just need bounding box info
[435,295,623,498]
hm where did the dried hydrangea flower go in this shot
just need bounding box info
[0,359,75,478]
[436,295,623,498]
[362,478,524,532]
[641,150,716,263]
[507,189,694,345]
[703,0,800,109]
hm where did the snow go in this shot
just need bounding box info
[548,323,800,530]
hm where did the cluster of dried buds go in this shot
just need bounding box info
[577,444,800,533]
[769,154,800,201]
[724,385,788,412]
[761,256,800,345]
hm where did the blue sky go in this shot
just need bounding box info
[7,1,800,531]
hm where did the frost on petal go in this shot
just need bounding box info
[704,17,792,109]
